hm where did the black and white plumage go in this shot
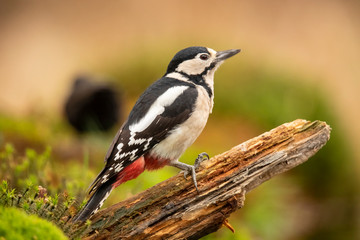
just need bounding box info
[73,46,240,222]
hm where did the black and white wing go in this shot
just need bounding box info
[87,78,198,195]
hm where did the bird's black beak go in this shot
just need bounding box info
[216,49,241,61]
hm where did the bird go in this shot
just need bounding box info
[64,75,122,133]
[73,46,240,222]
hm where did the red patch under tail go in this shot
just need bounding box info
[144,154,170,171]
[112,156,145,188]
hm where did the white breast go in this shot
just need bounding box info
[149,86,213,161]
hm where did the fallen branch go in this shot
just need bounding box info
[70,119,331,240]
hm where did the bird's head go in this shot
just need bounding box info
[166,46,240,76]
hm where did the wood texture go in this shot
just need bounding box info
[70,119,331,240]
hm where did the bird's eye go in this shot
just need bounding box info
[200,54,209,61]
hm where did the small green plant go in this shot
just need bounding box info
[0,144,89,238]
[0,143,51,191]
[0,180,77,228]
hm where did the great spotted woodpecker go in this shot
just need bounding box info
[73,46,240,222]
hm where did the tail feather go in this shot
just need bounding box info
[73,183,113,222]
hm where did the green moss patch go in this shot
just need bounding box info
[0,206,67,240]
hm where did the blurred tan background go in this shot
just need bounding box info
[1,0,359,157]
[0,1,359,239]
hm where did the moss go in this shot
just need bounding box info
[0,206,67,240]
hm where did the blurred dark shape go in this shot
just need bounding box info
[64,75,122,133]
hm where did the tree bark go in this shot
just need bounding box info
[70,119,331,240]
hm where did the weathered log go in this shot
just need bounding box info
[70,119,331,240]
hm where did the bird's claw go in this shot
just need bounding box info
[182,165,198,192]
[182,152,210,193]
[195,152,209,169]
[183,170,189,179]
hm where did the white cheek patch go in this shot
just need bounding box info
[129,85,189,132]
[176,52,214,75]
[176,59,206,75]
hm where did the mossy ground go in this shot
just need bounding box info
[0,206,67,240]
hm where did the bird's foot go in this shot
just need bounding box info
[169,153,210,193]
[183,152,209,179]
[182,165,198,192]
[195,152,209,169]
[182,152,210,193]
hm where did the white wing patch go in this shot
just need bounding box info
[114,163,124,173]
[129,131,147,146]
[114,143,124,161]
[111,86,188,167]
[143,137,153,151]
[101,174,109,183]
[129,85,189,132]
[112,133,152,166]
[116,149,138,162]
